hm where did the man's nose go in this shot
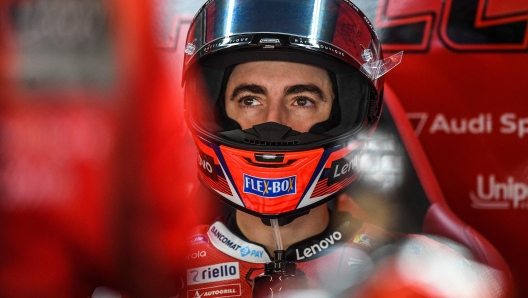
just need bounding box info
[264,99,286,125]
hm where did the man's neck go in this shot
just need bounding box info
[235,205,330,254]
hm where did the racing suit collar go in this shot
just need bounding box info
[225,210,363,262]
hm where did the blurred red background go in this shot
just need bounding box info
[1,0,527,297]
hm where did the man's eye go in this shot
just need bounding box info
[240,97,260,106]
[293,97,314,107]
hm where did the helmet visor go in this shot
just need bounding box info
[184,0,381,78]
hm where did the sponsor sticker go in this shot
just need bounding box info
[240,246,250,257]
[207,222,270,263]
[470,174,528,209]
[243,174,296,198]
[353,234,386,248]
[347,256,365,271]
[327,151,360,186]
[294,231,342,261]
[209,225,242,252]
[240,245,264,258]
[198,148,218,181]
[411,112,528,138]
[190,234,209,245]
[187,283,241,298]
[186,250,207,260]
[186,262,240,286]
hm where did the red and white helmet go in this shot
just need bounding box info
[182,0,402,219]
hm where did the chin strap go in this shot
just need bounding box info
[260,210,310,226]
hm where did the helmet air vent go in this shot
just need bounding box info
[255,153,285,162]
[220,122,326,146]
[243,139,300,146]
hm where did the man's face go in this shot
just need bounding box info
[225,61,335,133]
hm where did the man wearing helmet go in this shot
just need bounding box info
[179,0,407,296]
[182,0,400,228]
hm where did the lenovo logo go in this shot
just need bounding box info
[295,231,342,260]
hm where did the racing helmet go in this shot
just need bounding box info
[182,0,402,219]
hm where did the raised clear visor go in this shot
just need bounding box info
[360,51,403,80]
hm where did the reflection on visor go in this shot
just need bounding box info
[185,0,382,75]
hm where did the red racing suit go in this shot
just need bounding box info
[91,210,505,297]
[180,210,403,298]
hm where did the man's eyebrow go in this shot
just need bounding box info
[284,84,326,101]
[230,84,266,100]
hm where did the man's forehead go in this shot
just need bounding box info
[232,60,327,72]
[228,61,331,85]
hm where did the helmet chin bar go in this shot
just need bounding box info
[220,122,327,146]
